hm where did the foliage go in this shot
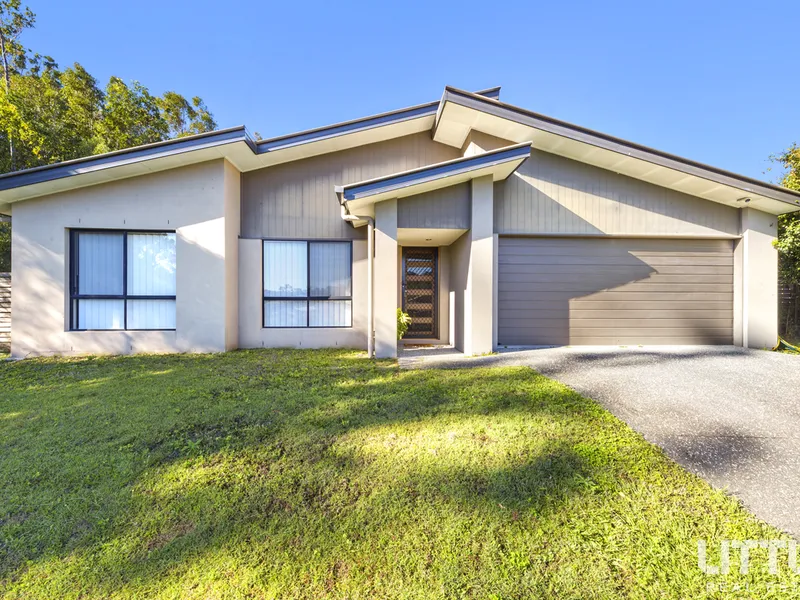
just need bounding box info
[397,307,411,340]
[0,349,793,598]
[0,219,9,271]
[773,145,800,285]
[0,1,217,174]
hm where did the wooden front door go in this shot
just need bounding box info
[402,247,438,339]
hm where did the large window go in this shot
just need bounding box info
[69,230,177,331]
[263,240,352,328]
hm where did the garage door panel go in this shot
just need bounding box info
[498,272,733,284]
[501,291,733,302]
[497,282,732,294]
[499,308,730,320]
[499,300,733,312]
[500,245,733,258]
[501,317,732,329]
[499,237,733,253]
[498,264,734,276]
[499,254,733,266]
[498,331,733,346]
[497,237,734,346]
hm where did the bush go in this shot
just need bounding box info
[397,308,411,340]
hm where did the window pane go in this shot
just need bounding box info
[264,241,307,297]
[128,233,176,296]
[77,299,124,330]
[309,300,351,327]
[310,242,351,297]
[264,300,307,327]
[77,232,123,295]
[127,299,176,330]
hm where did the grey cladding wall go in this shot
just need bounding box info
[495,150,740,236]
[242,132,462,239]
[397,183,470,229]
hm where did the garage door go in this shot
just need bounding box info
[498,237,733,346]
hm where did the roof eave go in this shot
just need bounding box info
[438,86,800,211]
[338,142,531,207]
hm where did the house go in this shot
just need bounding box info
[1,86,798,359]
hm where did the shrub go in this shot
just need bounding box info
[397,308,411,340]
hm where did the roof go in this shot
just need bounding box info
[433,87,800,215]
[0,83,798,216]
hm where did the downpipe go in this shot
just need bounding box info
[340,204,375,358]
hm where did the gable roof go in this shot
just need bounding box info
[0,83,798,216]
[434,87,800,215]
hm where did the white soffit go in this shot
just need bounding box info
[397,228,467,246]
[253,116,435,169]
[0,143,255,211]
[434,94,800,215]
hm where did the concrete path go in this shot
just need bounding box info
[400,346,800,537]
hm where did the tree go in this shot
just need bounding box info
[158,91,216,138]
[95,77,168,152]
[0,0,35,171]
[773,145,800,341]
[773,145,800,285]
[0,218,9,272]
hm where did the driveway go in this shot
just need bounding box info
[401,346,800,537]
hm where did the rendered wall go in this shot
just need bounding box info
[237,238,368,349]
[737,207,779,348]
[10,159,240,357]
[374,200,399,358]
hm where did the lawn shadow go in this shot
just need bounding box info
[0,349,663,595]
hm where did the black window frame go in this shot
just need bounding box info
[262,239,353,329]
[69,228,177,331]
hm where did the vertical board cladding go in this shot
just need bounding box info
[397,183,470,229]
[495,149,741,237]
[241,132,462,239]
[0,273,9,347]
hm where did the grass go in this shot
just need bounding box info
[0,349,797,598]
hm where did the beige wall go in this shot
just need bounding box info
[738,207,779,348]
[496,149,740,237]
[237,238,368,349]
[11,160,240,357]
[467,176,495,354]
[374,200,399,358]
[241,132,461,240]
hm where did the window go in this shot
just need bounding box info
[263,240,352,328]
[69,230,177,331]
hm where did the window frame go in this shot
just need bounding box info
[261,239,354,329]
[69,228,177,332]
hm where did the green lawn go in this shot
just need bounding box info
[0,350,796,598]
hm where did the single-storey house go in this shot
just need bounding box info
[1,86,798,359]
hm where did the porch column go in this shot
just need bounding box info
[374,199,399,358]
[466,175,495,355]
[734,207,778,348]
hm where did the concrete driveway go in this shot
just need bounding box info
[401,346,800,537]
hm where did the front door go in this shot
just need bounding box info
[402,247,438,339]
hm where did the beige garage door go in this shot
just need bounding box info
[498,237,734,346]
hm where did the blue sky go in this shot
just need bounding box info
[28,0,800,182]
